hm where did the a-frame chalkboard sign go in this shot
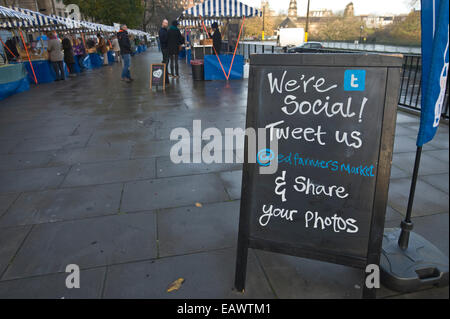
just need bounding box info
[234,53,403,299]
[150,63,166,90]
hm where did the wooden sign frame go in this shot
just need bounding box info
[150,63,166,90]
[234,54,403,299]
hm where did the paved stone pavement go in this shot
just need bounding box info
[0,50,448,299]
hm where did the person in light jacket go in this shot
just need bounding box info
[47,31,65,81]
[111,35,121,63]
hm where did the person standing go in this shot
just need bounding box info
[47,31,65,81]
[96,33,108,66]
[167,20,184,78]
[111,35,121,63]
[62,37,76,77]
[117,24,133,83]
[159,19,169,77]
[209,22,222,55]
[73,38,86,72]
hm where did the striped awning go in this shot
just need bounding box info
[181,0,261,18]
[1,5,151,38]
[12,6,60,26]
[179,19,223,27]
[0,5,34,21]
[50,14,84,30]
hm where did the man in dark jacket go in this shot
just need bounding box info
[117,24,133,82]
[158,19,169,79]
[210,22,222,55]
[167,20,184,78]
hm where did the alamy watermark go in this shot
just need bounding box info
[170,120,279,175]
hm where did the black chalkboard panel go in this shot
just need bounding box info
[150,63,166,89]
[235,54,403,298]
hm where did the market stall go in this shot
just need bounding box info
[178,0,261,81]
[1,5,152,99]
[2,6,73,83]
[0,5,34,99]
[0,60,29,100]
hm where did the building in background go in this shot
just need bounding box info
[2,0,66,16]
[288,0,297,18]
[310,9,333,18]
[344,2,354,17]
[179,0,203,10]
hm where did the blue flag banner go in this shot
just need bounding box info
[417,0,449,147]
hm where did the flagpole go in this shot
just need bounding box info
[398,146,422,250]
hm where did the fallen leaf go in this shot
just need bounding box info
[195,202,203,208]
[167,278,185,293]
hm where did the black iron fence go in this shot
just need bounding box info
[225,42,449,120]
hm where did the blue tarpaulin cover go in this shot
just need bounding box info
[21,60,69,84]
[0,63,30,100]
[204,54,243,80]
[84,53,103,69]
[107,51,115,64]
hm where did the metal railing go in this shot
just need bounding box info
[224,42,449,120]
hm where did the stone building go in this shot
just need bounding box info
[2,0,66,16]
[288,0,297,18]
[344,2,354,17]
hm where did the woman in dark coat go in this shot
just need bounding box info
[167,20,184,78]
[209,22,222,54]
[62,37,76,76]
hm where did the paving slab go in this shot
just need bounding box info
[102,248,275,299]
[396,112,420,124]
[0,226,31,276]
[62,158,156,187]
[0,193,19,217]
[0,151,54,171]
[158,201,240,257]
[131,138,193,159]
[394,124,418,136]
[2,212,157,280]
[0,267,105,299]
[0,140,20,155]
[388,178,449,217]
[390,165,412,179]
[87,127,156,147]
[420,173,449,194]
[156,155,241,178]
[0,184,123,227]
[121,174,230,212]
[219,170,243,200]
[255,250,364,299]
[12,135,91,153]
[394,135,432,153]
[427,132,450,150]
[48,143,133,166]
[384,206,403,223]
[0,166,70,194]
[424,149,449,163]
[392,151,449,176]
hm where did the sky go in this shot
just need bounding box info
[240,0,419,16]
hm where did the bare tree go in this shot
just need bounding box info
[142,0,185,34]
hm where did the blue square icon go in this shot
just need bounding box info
[344,70,366,91]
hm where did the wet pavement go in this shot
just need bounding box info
[0,49,448,299]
